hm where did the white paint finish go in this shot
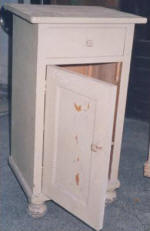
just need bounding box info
[32,62,46,195]
[40,26,126,58]
[4,4,147,24]
[43,66,117,230]
[44,56,124,65]
[8,6,146,230]
[11,16,38,191]
[9,156,33,199]
[108,25,135,193]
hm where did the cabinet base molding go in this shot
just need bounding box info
[9,156,33,198]
[9,156,49,203]
[28,202,47,218]
[144,161,150,177]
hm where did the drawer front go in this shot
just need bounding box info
[40,27,126,59]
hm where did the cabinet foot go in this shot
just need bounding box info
[28,202,47,218]
[106,179,120,203]
[106,190,116,203]
[144,161,150,177]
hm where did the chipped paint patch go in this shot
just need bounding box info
[74,103,90,112]
[77,156,80,162]
[75,135,78,144]
[75,173,80,186]
[74,103,82,112]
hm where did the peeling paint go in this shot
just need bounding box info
[87,103,90,110]
[74,103,82,112]
[75,135,78,144]
[75,173,80,186]
[77,156,80,162]
[74,103,90,112]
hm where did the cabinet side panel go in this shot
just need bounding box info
[11,16,38,192]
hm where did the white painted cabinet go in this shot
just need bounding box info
[5,3,146,230]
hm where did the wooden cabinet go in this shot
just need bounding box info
[5,3,146,230]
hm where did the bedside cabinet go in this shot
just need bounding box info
[5,3,146,230]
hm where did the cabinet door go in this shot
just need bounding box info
[42,65,116,230]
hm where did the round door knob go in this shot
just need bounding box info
[91,144,102,152]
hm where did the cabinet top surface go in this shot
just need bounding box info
[5,3,146,24]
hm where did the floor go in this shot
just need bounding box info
[0,100,150,231]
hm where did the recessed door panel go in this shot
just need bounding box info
[42,65,117,230]
[53,87,96,204]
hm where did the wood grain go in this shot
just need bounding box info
[61,62,121,85]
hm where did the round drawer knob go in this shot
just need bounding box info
[86,40,93,47]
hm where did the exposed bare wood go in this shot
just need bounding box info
[109,63,122,179]
[61,63,121,85]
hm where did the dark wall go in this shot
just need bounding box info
[50,0,119,8]
[121,0,150,40]
[121,0,150,122]
[31,0,51,4]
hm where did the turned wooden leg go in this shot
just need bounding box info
[28,202,47,218]
[144,161,150,177]
[144,143,150,178]
[106,179,120,203]
[106,191,116,203]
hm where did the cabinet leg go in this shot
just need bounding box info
[144,161,150,177]
[106,190,116,203]
[28,202,47,218]
[106,179,120,203]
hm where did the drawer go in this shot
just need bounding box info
[40,26,126,59]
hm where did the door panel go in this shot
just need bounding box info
[42,65,117,230]
[51,87,95,204]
